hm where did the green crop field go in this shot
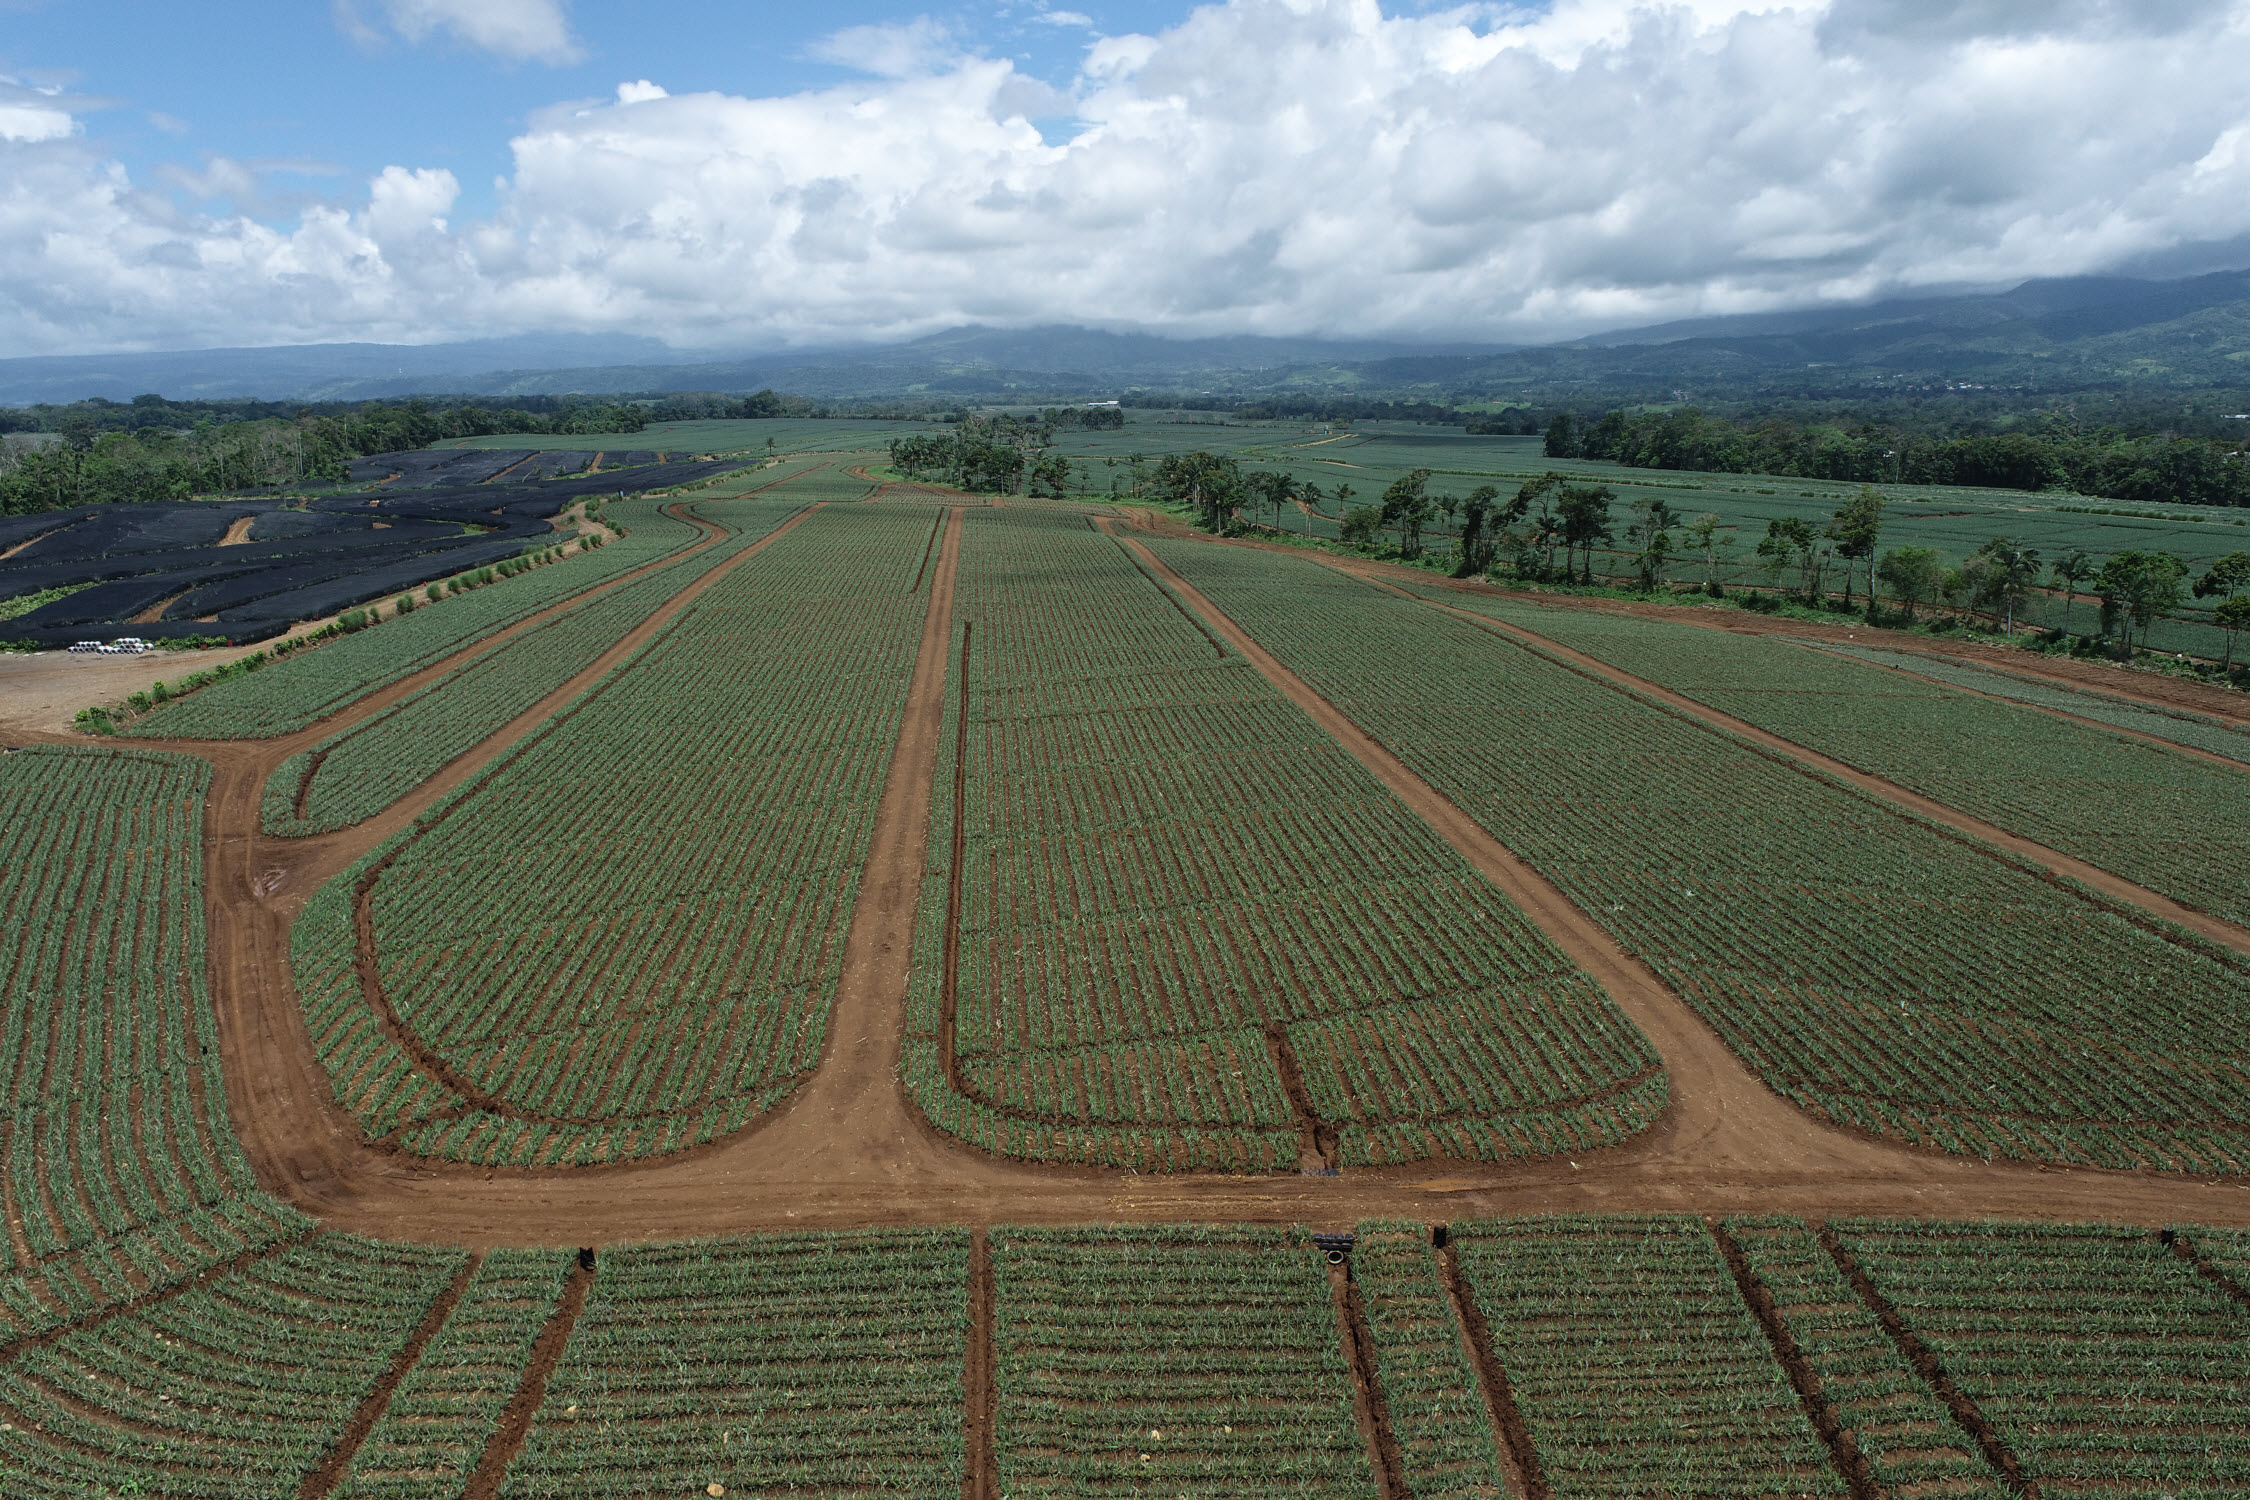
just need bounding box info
[291,503,938,1166]
[337,1248,578,1499]
[1151,537,2250,1173]
[263,491,814,835]
[992,1224,1377,1497]
[504,1230,969,1497]
[0,747,309,1333]
[1831,1219,2250,1495]
[0,1233,465,1497]
[1454,1215,1841,1496]
[903,506,1662,1172]
[15,410,2250,1492]
[1821,642,2250,763]
[1451,596,2250,925]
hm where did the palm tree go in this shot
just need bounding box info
[2050,550,2094,634]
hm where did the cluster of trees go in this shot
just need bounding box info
[1600,480,2250,667]
[1121,395,1479,425]
[1039,406,1127,430]
[637,389,808,422]
[1544,405,2250,508]
[1169,449,2250,668]
[1,392,650,445]
[887,414,1074,495]
[0,396,651,516]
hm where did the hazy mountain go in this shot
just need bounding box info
[0,326,1509,406]
[7,272,2250,408]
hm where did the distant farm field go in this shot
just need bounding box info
[5,435,2250,1493]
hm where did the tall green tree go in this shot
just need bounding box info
[2193,550,2250,604]
[1686,512,1724,590]
[1827,486,1886,608]
[1454,484,1505,577]
[2195,551,2250,671]
[2096,549,2188,652]
[1340,505,1385,549]
[1155,450,1245,532]
[1557,484,1616,584]
[2214,595,2250,673]
[1757,516,1819,597]
[1379,468,1436,559]
[1876,545,1941,621]
[1247,469,1301,531]
[1626,495,1679,590]
[2050,550,2095,634]
[1971,538,2042,633]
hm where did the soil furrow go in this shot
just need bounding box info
[1330,1254,1410,1500]
[1819,1228,2035,1498]
[296,1252,482,1500]
[915,507,947,593]
[2169,1232,2250,1313]
[1709,1219,1881,1500]
[1264,1025,1338,1173]
[1436,1235,1546,1500]
[963,1228,998,1500]
[464,1251,592,1500]
[0,1227,313,1367]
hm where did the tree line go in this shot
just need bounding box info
[1545,405,2250,509]
[887,415,1076,495]
[1157,447,2250,671]
[0,397,650,517]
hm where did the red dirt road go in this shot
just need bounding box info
[41,502,2250,1246]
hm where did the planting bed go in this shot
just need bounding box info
[991,1224,1378,1497]
[0,747,302,1327]
[262,488,814,834]
[0,1232,464,1497]
[1824,640,2250,765]
[905,507,1662,1171]
[292,504,940,1165]
[503,1230,969,1497]
[337,1248,577,1500]
[1452,1215,1840,1497]
[1833,1218,2250,1495]
[1451,598,2250,928]
[1151,538,2250,1174]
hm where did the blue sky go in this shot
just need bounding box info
[6,1,2250,357]
[2,0,1194,220]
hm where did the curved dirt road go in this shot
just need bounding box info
[34,499,2250,1247]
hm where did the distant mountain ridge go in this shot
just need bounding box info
[6,270,2250,406]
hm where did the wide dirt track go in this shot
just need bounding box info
[18,487,2250,1248]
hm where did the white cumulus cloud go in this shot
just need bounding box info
[0,75,77,144]
[14,0,2250,354]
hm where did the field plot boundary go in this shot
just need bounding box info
[254,502,831,1162]
[1796,638,2250,772]
[5,499,2233,1246]
[1380,578,2250,959]
[1099,520,1827,1170]
[1115,505,2250,734]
